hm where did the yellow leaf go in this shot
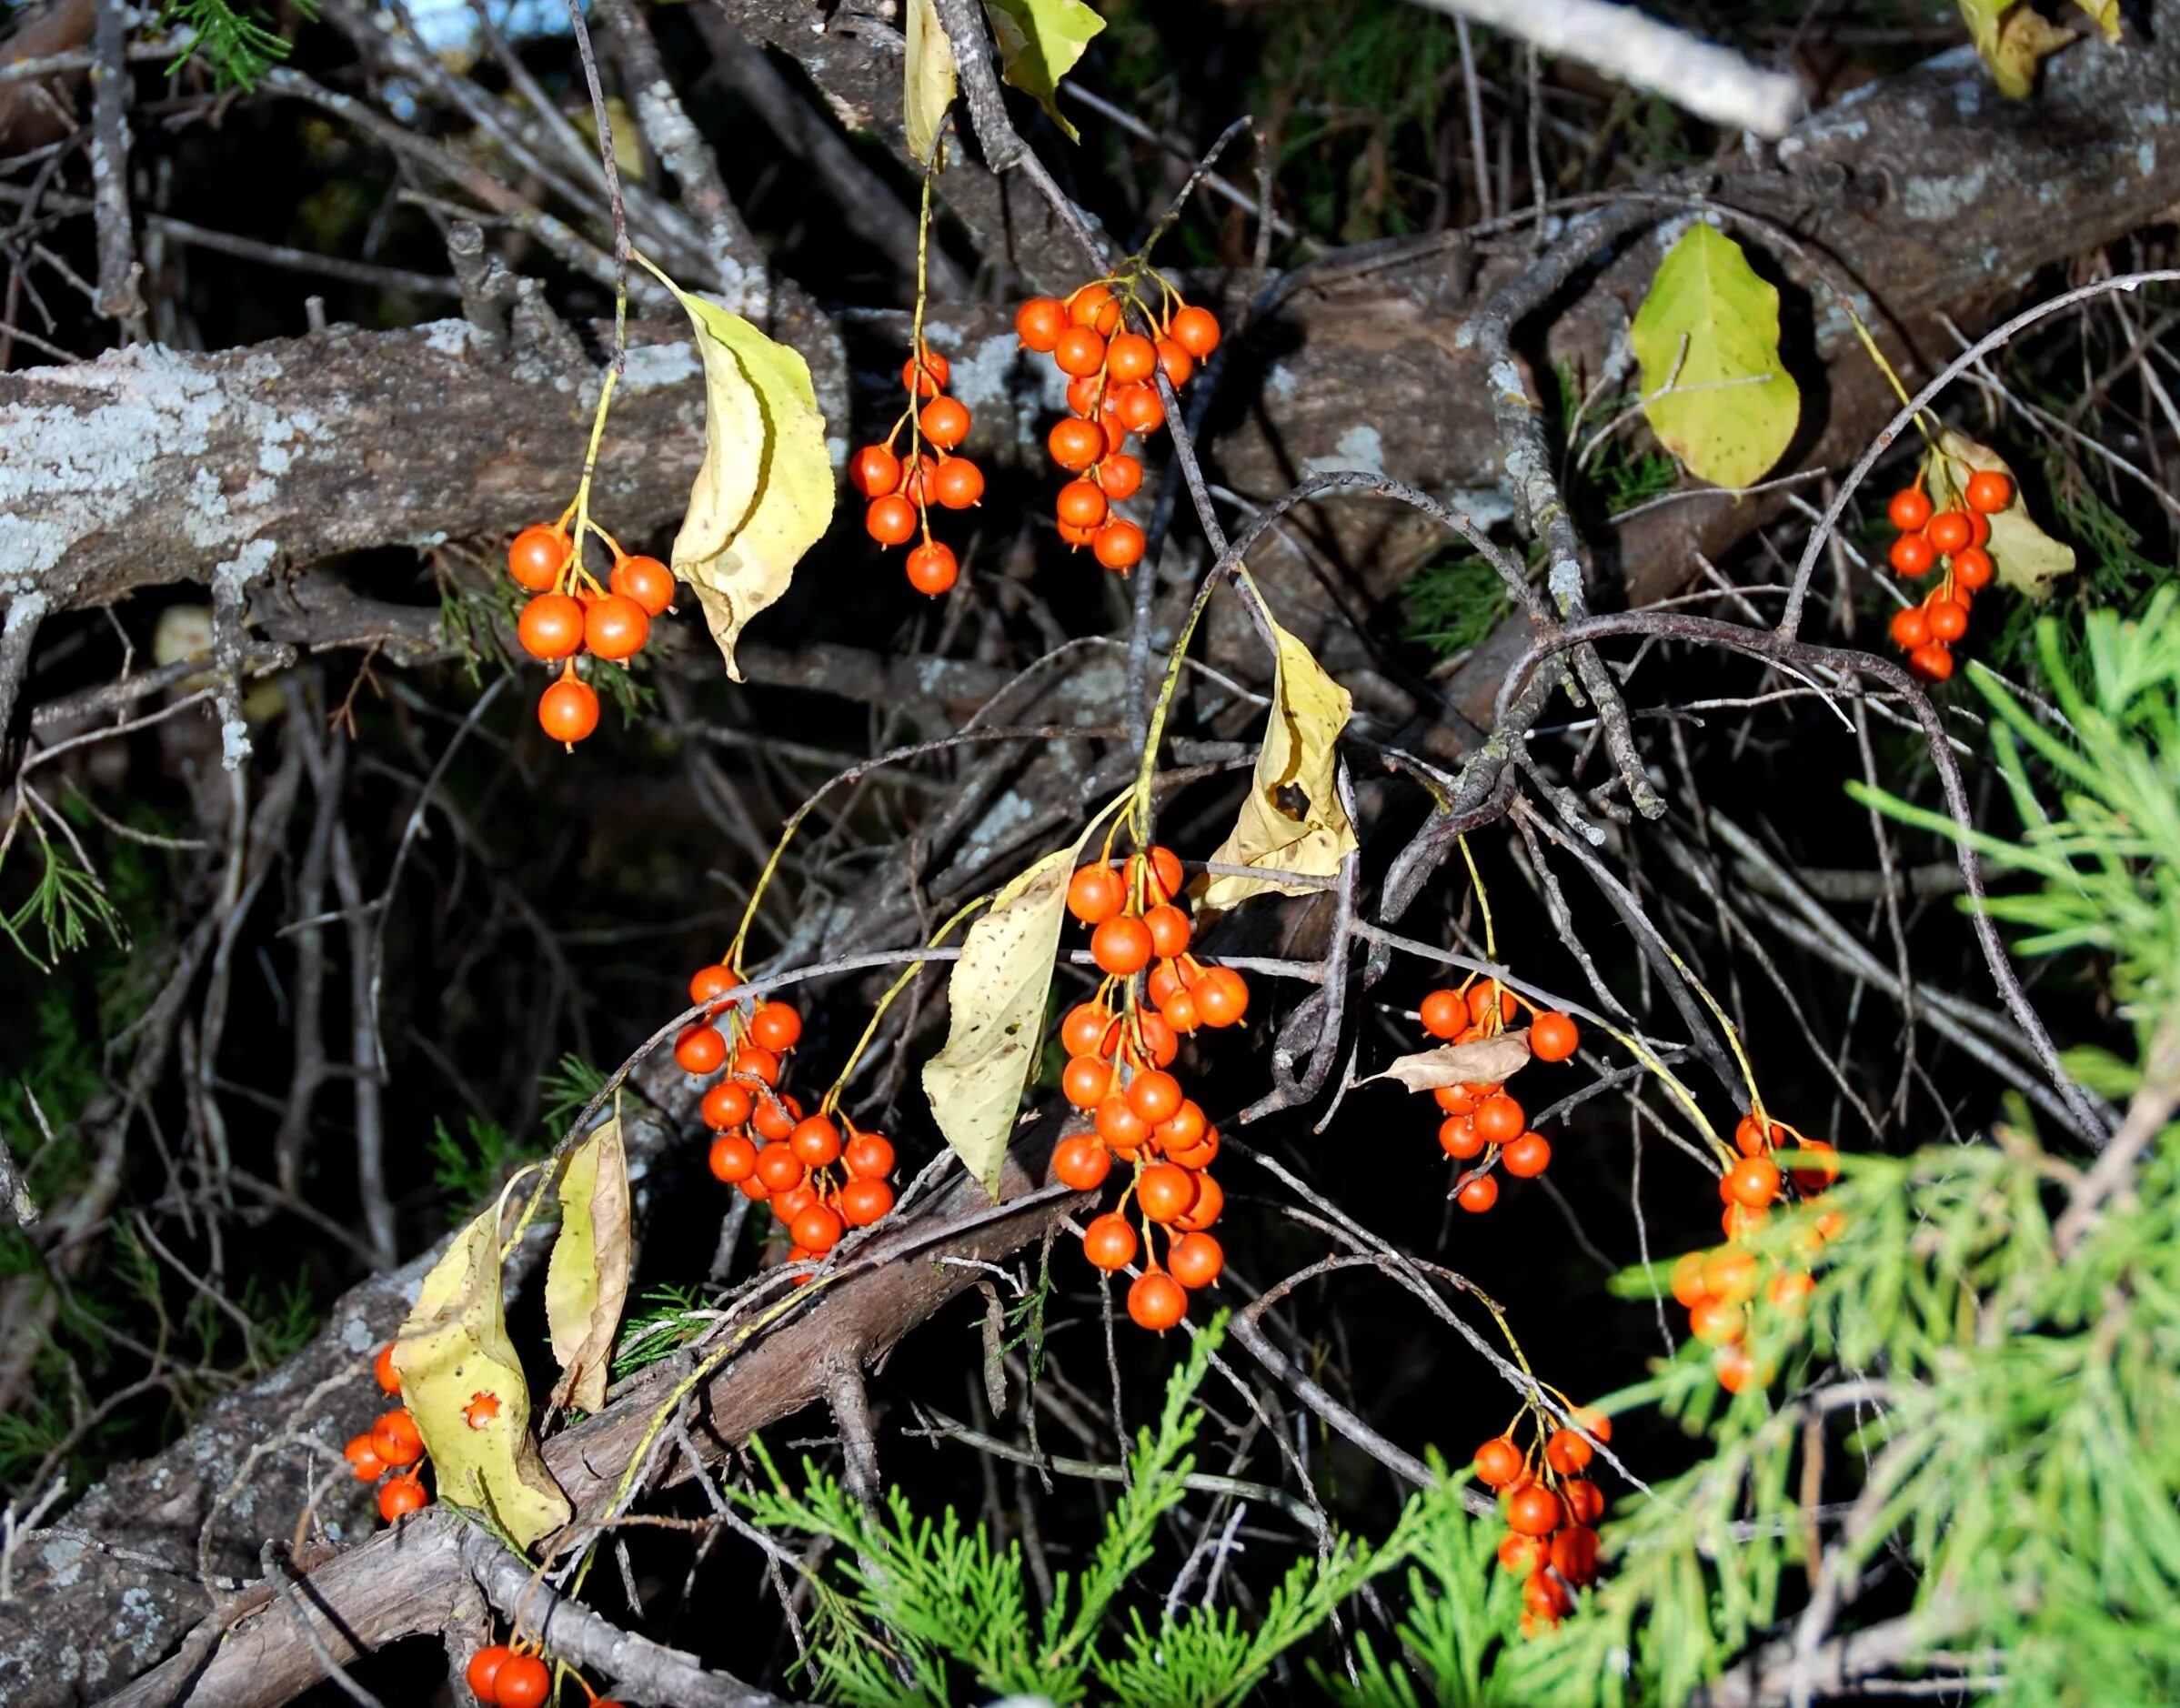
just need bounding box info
[651,266,836,681]
[1956,0,2078,97]
[1198,621,1358,915]
[2072,0,2121,42]
[1630,223,1801,491]
[1931,430,2075,600]
[905,0,958,164]
[544,1116,630,1417]
[1364,1035,1534,1093]
[981,0,1105,142]
[924,806,1120,1200]
[391,1189,571,1551]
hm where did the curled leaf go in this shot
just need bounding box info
[981,0,1105,141]
[905,0,958,164]
[1198,620,1358,916]
[391,1188,571,1551]
[651,266,835,681]
[1365,1035,1534,1093]
[1630,223,1800,491]
[925,807,1119,1200]
[545,1115,631,1416]
[1957,0,2083,96]
[1932,430,2074,599]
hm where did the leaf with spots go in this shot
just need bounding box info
[981,0,1105,142]
[1197,618,1357,915]
[905,0,957,164]
[545,1114,630,1417]
[642,256,835,682]
[1630,223,1800,491]
[1931,430,2075,600]
[390,1181,571,1551]
[924,802,1122,1200]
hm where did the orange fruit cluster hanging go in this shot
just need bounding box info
[681,964,899,1259]
[1052,845,1249,1330]
[851,342,985,596]
[1883,467,2011,682]
[1421,982,1580,1212]
[1671,1112,1842,1392]
[506,519,676,747]
[1472,1403,1613,1633]
[347,1341,434,1523]
[465,1638,620,1708]
[1015,286,1221,572]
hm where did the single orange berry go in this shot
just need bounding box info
[1126,1069,1184,1125]
[1909,642,1954,682]
[1925,510,1973,555]
[372,1408,424,1467]
[1544,1426,1593,1476]
[792,1202,845,1253]
[839,1177,895,1226]
[1419,989,1466,1039]
[919,395,971,450]
[1964,468,2013,513]
[1890,533,1936,577]
[1457,1174,1500,1213]
[1095,453,1144,500]
[1890,606,1931,650]
[902,347,950,397]
[1053,325,1107,377]
[1473,1435,1523,1487]
[905,541,959,597]
[790,1114,842,1168]
[1069,283,1121,334]
[1192,966,1250,1028]
[1951,545,1994,589]
[1091,914,1155,975]
[609,555,675,616]
[538,673,598,745]
[1925,598,1969,643]
[1153,337,1194,388]
[1502,1131,1552,1178]
[1506,1482,1561,1537]
[1082,1211,1138,1271]
[1094,519,1147,572]
[1113,383,1165,435]
[851,443,902,498]
[1062,1054,1114,1109]
[1474,1093,1525,1144]
[675,1024,727,1075]
[709,1132,758,1183]
[1053,1134,1111,1191]
[377,1473,428,1522]
[1128,1269,1188,1330]
[466,1643,513,1702]
[1529,1011,1580,1062]
[867,495,919,547]
[1136,1160,1198,1223]
[930,456,984,510]
[1170,305,1221,357]
[1016,296,1067,351]
[1096,1095,1150,1151]
[1439,1114,1484,1160]
[1886,487,1933,532]
[374,1343,400,1393]
[583,592,650,661]
[517,591,586,660]
[493,1654,551,1708]
[748,1001,802,1051]
[508,524,569,591]
[1727,1155,1782,1208]
[1173,1170,1224,1231]
[1168,1230,1223,1289]
[843,1131,896,1180]
[1105,332,1157,383]
[1142,903,1191,959]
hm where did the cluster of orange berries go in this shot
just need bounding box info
[1422,983,1580,1213]
[1050,846,1250,1331]
[1670,1112,1842,1392]
[1882,467,2012,682]
[506,520,676,745]
[1014,285,1221,572]
[466,1639,618,1708]
[851,344,985,596]
[345,1343,436,1522]
[678,966,899,1260]
[1472,1406,1613,1633]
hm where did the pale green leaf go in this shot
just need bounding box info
[1198,621,1358,915]
[1630,223,1800,491]
[1932,429,2075,599]
[924,805,1120,1200]
[545,1115,630,1416]
[390,1184,572,1550]
[981,0,1105,142]
[650,266,835,680]
[905,0,957,164]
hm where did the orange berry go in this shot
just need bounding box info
[792,1202,844,1253]
[537,673,598,745]
[1126,1069,1183,1125]
[1095,454,1144,500]
[1951,545,1994,589]
[517,591,585,661]
[1053,325,1107,377]
[1473,1435,1523,1487]
[930,456,984,510]
[1890,533,1936,577]
[747,1001,800,1051]
[867,495,919,546]
[1137,1161,1198,1223]
[1703,1247,1760,1304]
[902,347,949,397]
[1713,1342,1756,1393]
[1068,283,1121,334]
[1154,337,1194,388]
[1438,1114,1483,1160]
[851,443,902,497]
[1056,479,1109,529]
[1964,468,2013,513]
[919,395,971,450]
[378,1473,428,1522]
[1082,1211,1138,1271]
[1105,332,1157,383]
[675,1024,727,1074]
[1094,519,1147,572]
[733,1042,781,1085]
[1551,1524,1600,1585]
[1054,1134,1111,1191]
[494,1655,550,1708]
[1096,1095,1151,1151]
[609,555,674,616]
[1790,1139,1841,1191]
[839,1177,895,1226]
[508,524,569,591]
[1506,1482,1561,1537]
[1170,305,1221,357]
[1193,966,1250,1028]
[1909,642,1954,682]
[754,1142,806,1194]
[1691,1296,1745,1345]
[1173,1169,1223,1230]
[1670,1251,1708,1308]
[1925,598,1969,643]
[466,1643,513,1702]
[1128,1270,1188,1330]
[1062,1054,1114,1109]
[1499,1532,1547,1575]
[1049,417,1105,472]
[1016,296,1067,351]
[1152,1099,1206,1152]
[374,1343,400,1393]
[1473,1093,1525,1144]
[1544,1427,1592,1476]
[751,1095,797,1142]
[1091,914,1155,975]
[1562,1477,1605,1526]
[1113,382,1165,435]
[1727,1155,1782,1208]
[1502,1131,1552,1178]
[1890,607,1931,650]
[1420,989,1465,1039]
[789,1114,842,1168]
[1142,904,1191,958]
[708,1132,758,1182]
[1061,1000,1115,1057]
[1926,510,1973,554]
[583,592,649,661]
[1168,1230,1223,1289]
[905,541,959,597]
[843,1131,895,1180]
[1457,1174,1499,1213]
[1886,487,1933,532]
[1528,1011,1580,1062]
[372,1408,424,1468]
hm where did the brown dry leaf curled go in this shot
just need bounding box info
[544,1114,631,1417]
[1365,1034,1535,1093]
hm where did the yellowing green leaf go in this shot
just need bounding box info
[2073,0,2122,43]
[545,1116,630,1416]
[1198,621,1358,915]
[1932,430,2075,600]
[905,0,957,164]
[391,1190,571,1551]
[924,807,1120,1200]
[1956,0,2077,97]
[1630,223,1800,491]
[654,268,835,681]
[981,0,1105,142]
